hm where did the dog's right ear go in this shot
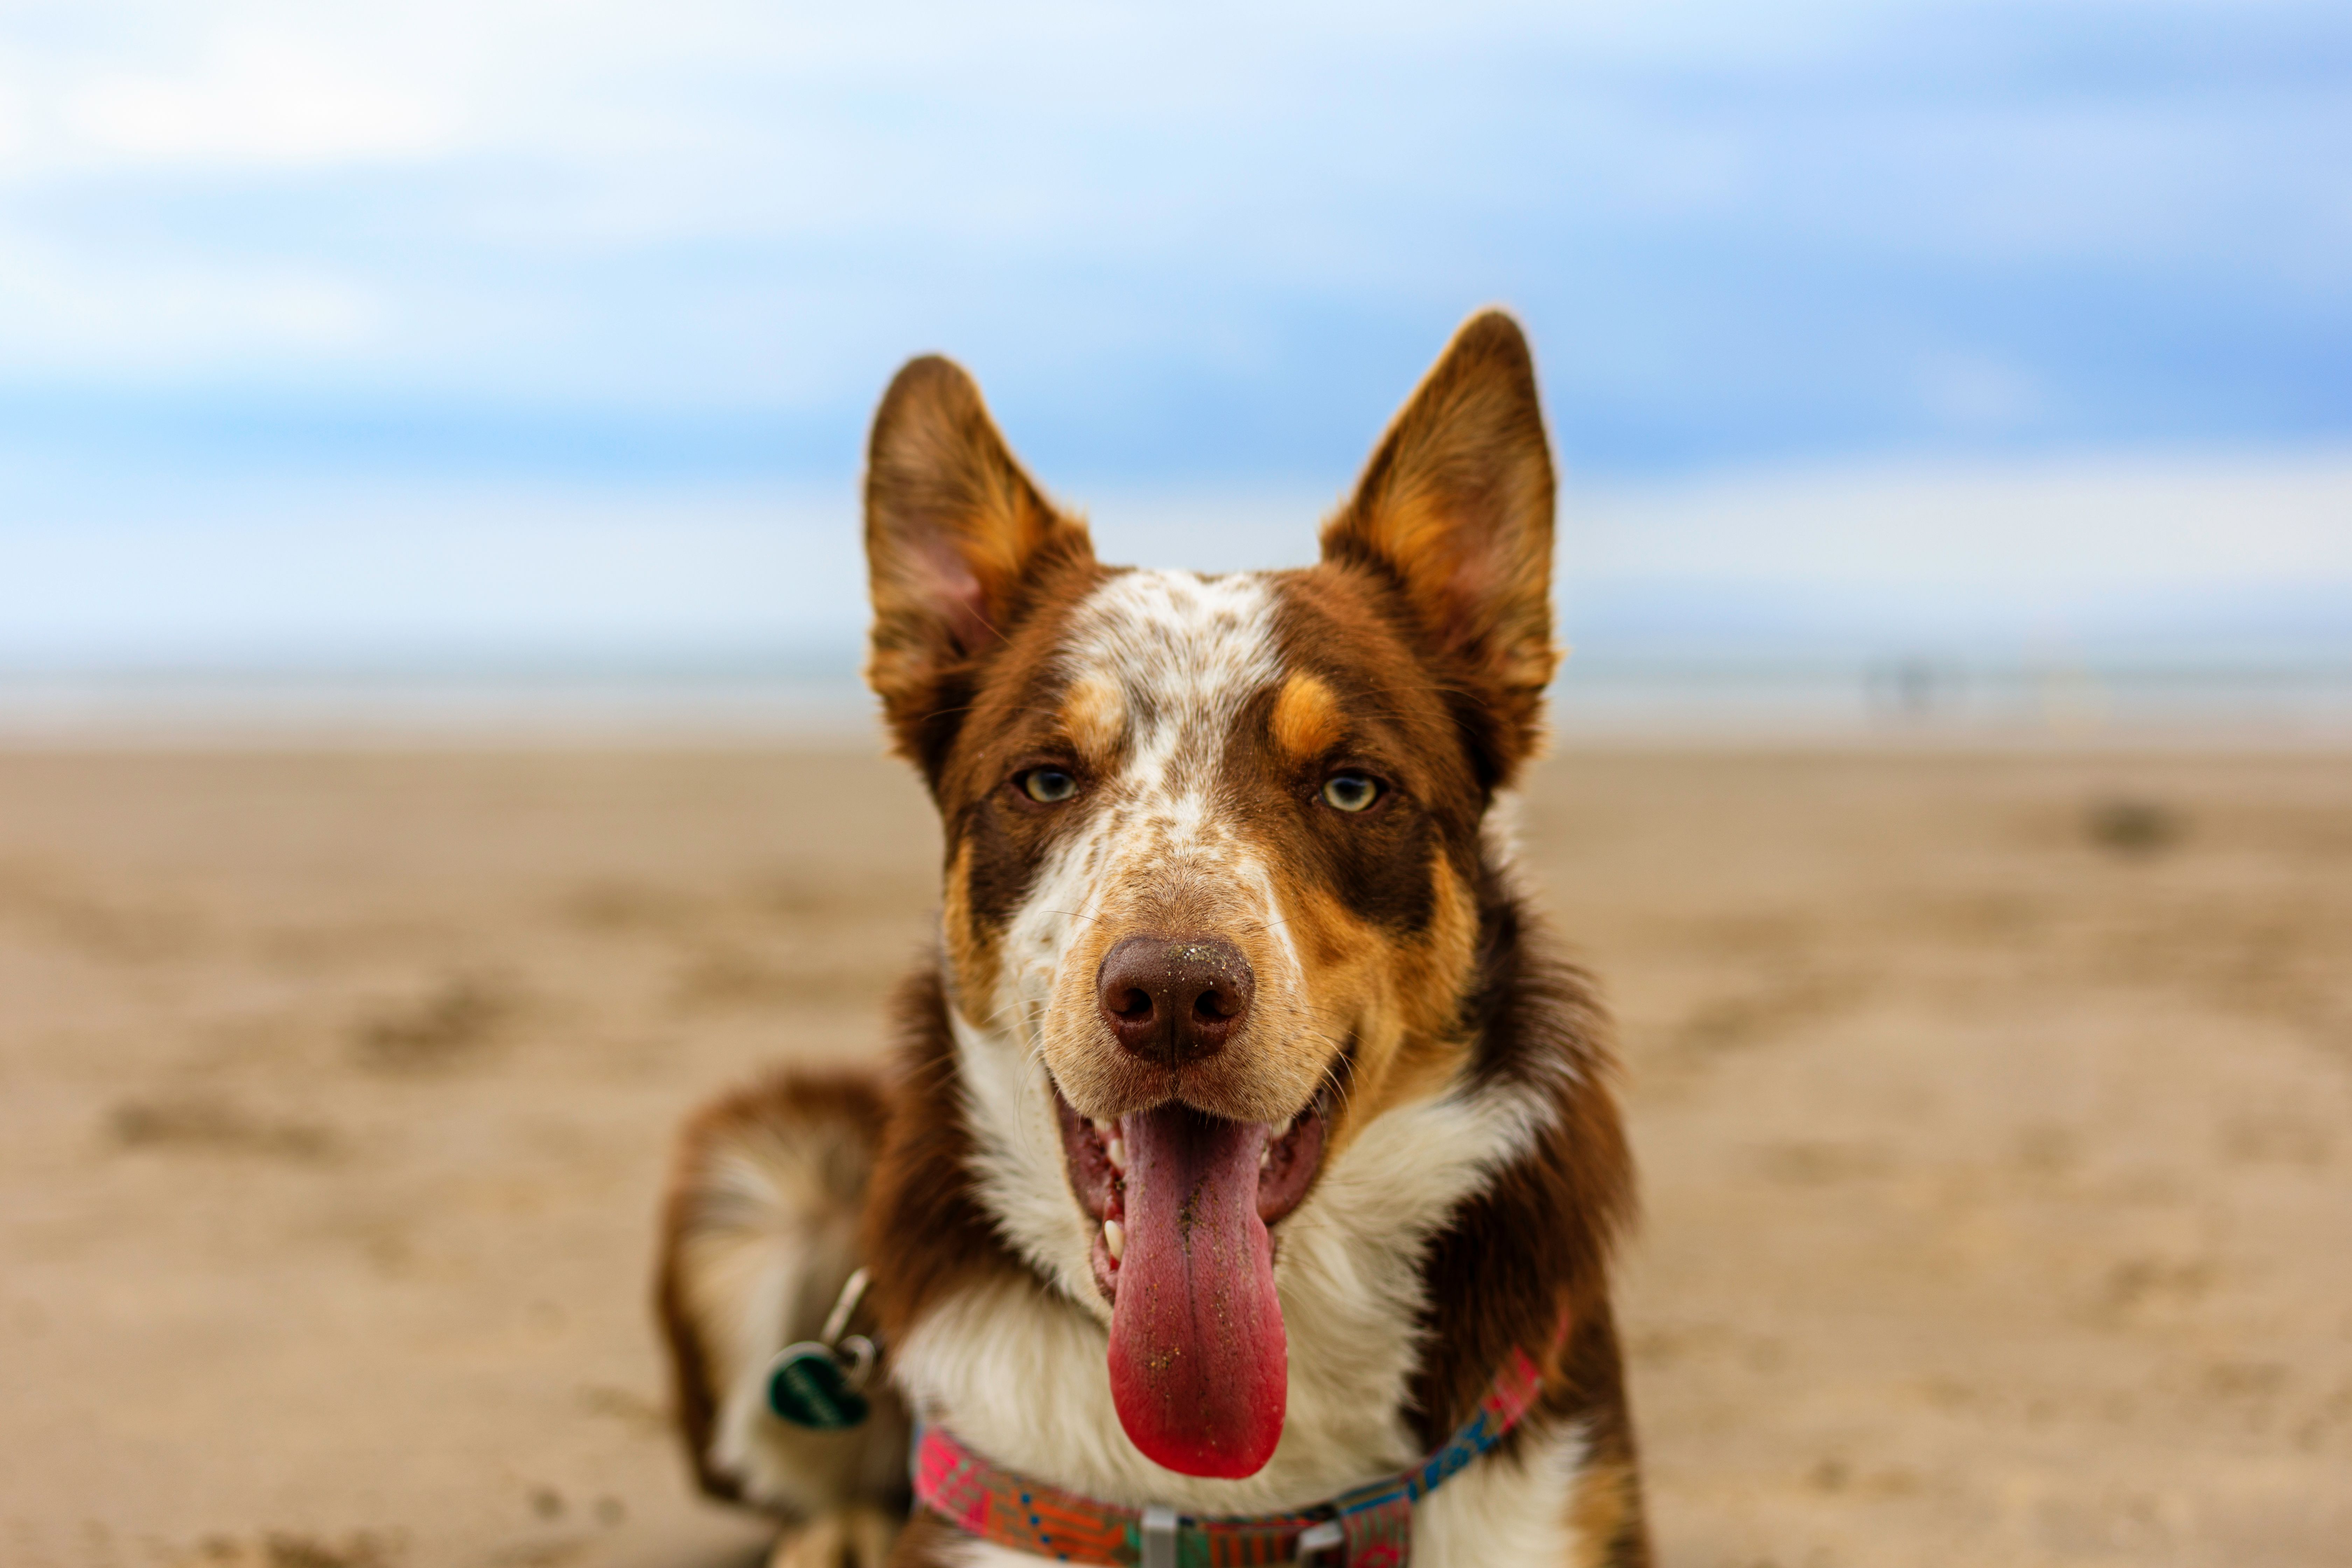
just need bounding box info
[864,356,1094,766]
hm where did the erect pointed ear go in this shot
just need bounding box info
[864,355,1094,764]
[1320,309,1558,780]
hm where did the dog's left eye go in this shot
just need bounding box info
[1320,772,1380,813]
[1018,768,1079,804]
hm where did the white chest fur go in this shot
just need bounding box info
[891,1014,1574,1540]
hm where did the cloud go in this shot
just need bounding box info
[4,452,2345,667]
[1916,352,2047,431]
[1557,451,2352,656]
[1569,452,2352,589]
[0,235,382,370]
[64,33,455,167]
[0,0,2342,479]
[0,476,863,663]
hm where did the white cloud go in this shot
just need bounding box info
[0,478,863,662]
[60,31,455,168]
[0,232,382,366]
[1566,453,2352,592]
[2,454,2344,668]
[0,0,2337,461]
[1916,352,2047,431]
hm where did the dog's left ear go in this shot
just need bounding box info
[1321,309,1558,782]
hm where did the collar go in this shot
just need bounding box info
[911,1336,1550,1567]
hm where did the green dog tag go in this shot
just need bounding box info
[766,1339,872,1430]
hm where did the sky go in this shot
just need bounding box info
[0,0,2346,667]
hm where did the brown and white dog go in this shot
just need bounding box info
[657,310,1648,1566]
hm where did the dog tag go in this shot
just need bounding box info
[766,1339,872,1430]
[765,1268,878,1430]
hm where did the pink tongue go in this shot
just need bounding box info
[1107,1105,1286,1478]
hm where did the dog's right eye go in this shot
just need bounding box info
[1018,768,1079,804]
[1320,772,1381,812]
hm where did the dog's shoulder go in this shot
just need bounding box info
[1411,866,1634,1443]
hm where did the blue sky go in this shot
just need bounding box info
[0,0,2346,665]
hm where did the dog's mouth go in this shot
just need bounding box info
[1053,1082,1330,1479]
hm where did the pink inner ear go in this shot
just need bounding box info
[1438,540,1512,650]
[910,537,996,656]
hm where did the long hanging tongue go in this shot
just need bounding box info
[1106,1104,1286,1478]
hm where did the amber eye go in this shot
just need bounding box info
[1320,772,1380,813]
[1019,767,1079,804]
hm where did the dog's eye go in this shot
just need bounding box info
[1320,772,1380,813]
[1018,768,1079,804]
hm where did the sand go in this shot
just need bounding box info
[2,745,2346,1568]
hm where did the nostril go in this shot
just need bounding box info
[1112,988,1154,1022]
[1192,990,1232,1022]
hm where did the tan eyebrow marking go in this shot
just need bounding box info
[1059,672,1127,764]
[1269,672,1343,764]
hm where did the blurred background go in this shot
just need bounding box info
[5,6,2351,1568]
[2,0,2345,739]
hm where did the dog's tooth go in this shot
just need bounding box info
[1260,1146,1271,1168]
[1104,1219,1125,1261]
[1091,1118,1112,1136]
[1105,1137,1126,1170]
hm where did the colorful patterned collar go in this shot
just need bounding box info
[911,1338,1548,1567]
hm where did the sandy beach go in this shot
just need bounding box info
[2,743,2346,1568]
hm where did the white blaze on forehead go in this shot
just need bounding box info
[1065,567,1284,796]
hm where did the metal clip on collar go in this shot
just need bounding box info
[1140,1505,1177,1568]
[1295,1520,1345,1561]
[1139,1507,1343,1567]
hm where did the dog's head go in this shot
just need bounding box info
[864,311,1557,1480]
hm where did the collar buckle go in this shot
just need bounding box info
[1295,1519,1345,1562]
[1140,1505,1178,1568]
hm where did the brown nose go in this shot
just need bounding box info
[1095,935,1255,1066]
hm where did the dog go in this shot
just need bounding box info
[657,310,1648,1566]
